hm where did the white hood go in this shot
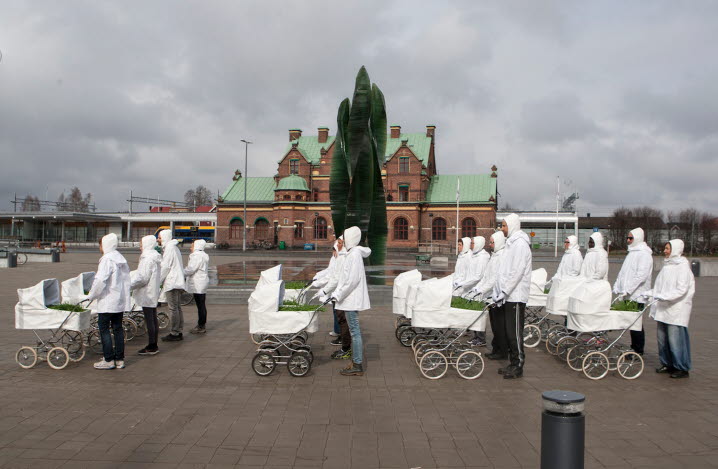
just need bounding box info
[193,239,206,251]
[491,231,506,252]
[460,237,471,255]
[566,235,579,252]
[344,226,362,250]
[504,213,521,238]
[102,233,118,254]
[471,236,485,254]
[159,229,173,246]
[141,235,157,253]
[669,239,684,258]
[588,232,604,251]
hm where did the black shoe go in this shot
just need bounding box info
[138,347,159,356]
[190,326,206,334]
[503,367,523,379]
[486,352,508,360]
[161,333,183,342]
[340,362,364,376]
[330,337,342,346]
[498,366,507,375]
[656,365,674,374]
[670,370,689,379]
[331,349,352,360]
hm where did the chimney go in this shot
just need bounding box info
[318,127,329,143]
[289,129,302,141]
[426,125,436,138]
[390,125,401,139]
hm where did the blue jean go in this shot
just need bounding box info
[344,311,363,364]
[98,312,124,362]
[332,306,341,334]
[656,321,691,371]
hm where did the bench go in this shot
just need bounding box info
[415,254,431,265]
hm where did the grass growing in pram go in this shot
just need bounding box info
[544,287,550,294]
[611,300,641,312]
[451,297,487,311]
[48,303,86,312]
[284,281,308,290]
[278,304,326,312]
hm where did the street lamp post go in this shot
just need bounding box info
[240,139,253,252]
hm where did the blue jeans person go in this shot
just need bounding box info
[344,311,363,365]
[98,312,124,362]
[332,307,341,335]
[656,321,691,371]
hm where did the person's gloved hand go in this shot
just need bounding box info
[494,291,506,305]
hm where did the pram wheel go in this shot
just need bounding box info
[158,312,170,330]
[292,345,314,363]
[16,346,37,369]
[617,352,644,380]
[556,336,579,361]
[251,334,265,345]
[545,326,567,355]
[566,344,587,371]
[395,325,411,342]
[122,319,138,342]
[411,334,428,351]
[414,342,432,367]
[420,351,448,379]
[87,330,103,354]
[523,324,541,348]
[287,352,312,377]
[180,291,194,306]
[455,350,484,380]
[398,327,416,347]
[61,331,85,362]
[47,347,70,370]
[252,351,276,376]
[582,351,609,380]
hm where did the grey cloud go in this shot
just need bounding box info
[518,94,600,144]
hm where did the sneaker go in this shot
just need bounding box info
[670,370,690,379]
[329,331,339,337]
[190,326,206,334]
[115,360,125,369]
[503,367,523,379]
[331,349,352,360]
[138,347,159,356]
[330,337,342,346]
[94,359,115,370]
[161,333,183,342]
[339,362,364,376]
[470,338,487,347]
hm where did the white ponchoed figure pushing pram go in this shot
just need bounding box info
[521,268,551,348]
[15,278,91,370]
[392,269,423,345]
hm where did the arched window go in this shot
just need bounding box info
[393,217,409,240]
[461,218,476,238]
[432,217,447,241]
[313,189,319,202]
[255,218,270,239]
[295,195,303,201]
[229,218,243,239]
[283,194,291,200]
[314,217,327,239]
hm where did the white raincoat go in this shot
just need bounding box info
[580,232,609,281]
[494,214,532,304]
[553,235,583,281]
[184,239,210,294]
[648,239,695,328]
[313,238,341,290]
[469,231,506,299]
[159,229,185,293]
[453,237,472,289]
[318,247,347,302]
[613,228,653,301]
[332,226,371,311]
[457,236,490,292]
[130,235,162,308]
[87,233,131,313]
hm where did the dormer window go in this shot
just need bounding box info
[290,159,299,174]
[399,157,409,174]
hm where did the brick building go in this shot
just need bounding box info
[216,126,498,251]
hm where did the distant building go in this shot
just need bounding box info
[216,126,498,250]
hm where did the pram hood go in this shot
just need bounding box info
[392,269,423,316]
[15,278,90,330]
[413,274,453,312]
[546,276,586,316]
[527,268,548,307]
[249,278,283,314]
[61,272,95,305]
[256,265,283,289]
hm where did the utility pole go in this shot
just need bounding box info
[554,177,560,257]
[240,139,253,252]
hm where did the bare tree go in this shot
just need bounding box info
[184,185,213,209]
[57,187,93,212]
[500,202,516,211]
[21,195,41,211]
[632,206,665,251]
[609,207,633,250]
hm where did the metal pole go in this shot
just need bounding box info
[241,139,252,252]
[541,390,585,469]
[691,211,695,256]
[554,177,560,258]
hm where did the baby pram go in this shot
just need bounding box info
[392,269,423,344]
[523,268,551,348]
[544,275,586,355]
[15,278,90,369]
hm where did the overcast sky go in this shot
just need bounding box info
[1,1,716,216]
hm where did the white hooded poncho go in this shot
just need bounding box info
[458,236,491,290]
[184,239,210,294]
[87,233,132,313]
[494,214,532,304]
[553,235,583,281]
[319,240,348,301]
[130,235,162,308]
[159,229,186,292]
[313,237,342,290]
[648,239,695,328]
[453,237,473,290]
[581,232,609,281]
[332,226,371,311]
[613,228,653,301]
[471,231,506,299]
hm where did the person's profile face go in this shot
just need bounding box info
[501,221,508,236]
[664,243,671,258]
[489,238,495,252]
[627,233,634,245]
[458,240,463,251]
[589,238,595,249]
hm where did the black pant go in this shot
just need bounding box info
[489,304,507,356]
[98,312,124,362]
[194,294,207,327]
[504,302,526,369]
[335,307,352,352]
[143,307,159,348]
[630,303,645,354]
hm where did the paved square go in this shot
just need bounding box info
[1,253,717,468]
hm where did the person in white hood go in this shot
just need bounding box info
[613,227,653,355]
[551,235,583,282]
[452,237,473,294]
[645,239,695,379]
[312,237,343,339]
[158,229,186,341]
[184,239,210,334]
[460,236,490,345]
[580,232,608,280]
[331,226,371,376]
[131,235,162,355]
[314,238,352,358]
[493,213,532,379]
[467,232,506,350]
[84,233,131,370]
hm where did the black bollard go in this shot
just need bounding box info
[541,390,585,469]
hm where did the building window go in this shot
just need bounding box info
[399,185,409,202]
[314,217,327,239]
[432,217,447,241]
[295,222,304,239]
[255,219,269,239]
[462,218,476,238]
[229,218,243,239]
[295,195,303,201]
[399,157,409,173]
[283,194,291,200]
[393,217,409,240]
[313,189,319,202]
[290,159,299,174]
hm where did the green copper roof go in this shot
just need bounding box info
[426,175,497,203]
[275,175,309,191]
[221,177,276,202]
[283,132,432,165]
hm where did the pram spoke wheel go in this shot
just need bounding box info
[287,352,312,377]
[582,351,609,380]
[617,351,644,380]
[61,331,85,362]
[87,330,103,354]
[411,334,428,352]
[251,334,265,345]
[292,345,314,364]
[455,351,484,380]
[395,325,411,342]
[414,343,432,366]
[157,312,170,330]
[47,347,70,370]
[16,347,37,369]
[398,327,416,347]
[545,326,567,355]
[523,324,541,348]
[252,352,276,376]
[566,344,587,371]
[419,351,448,380]
[122,318,138,342]
[556,336,579,361]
